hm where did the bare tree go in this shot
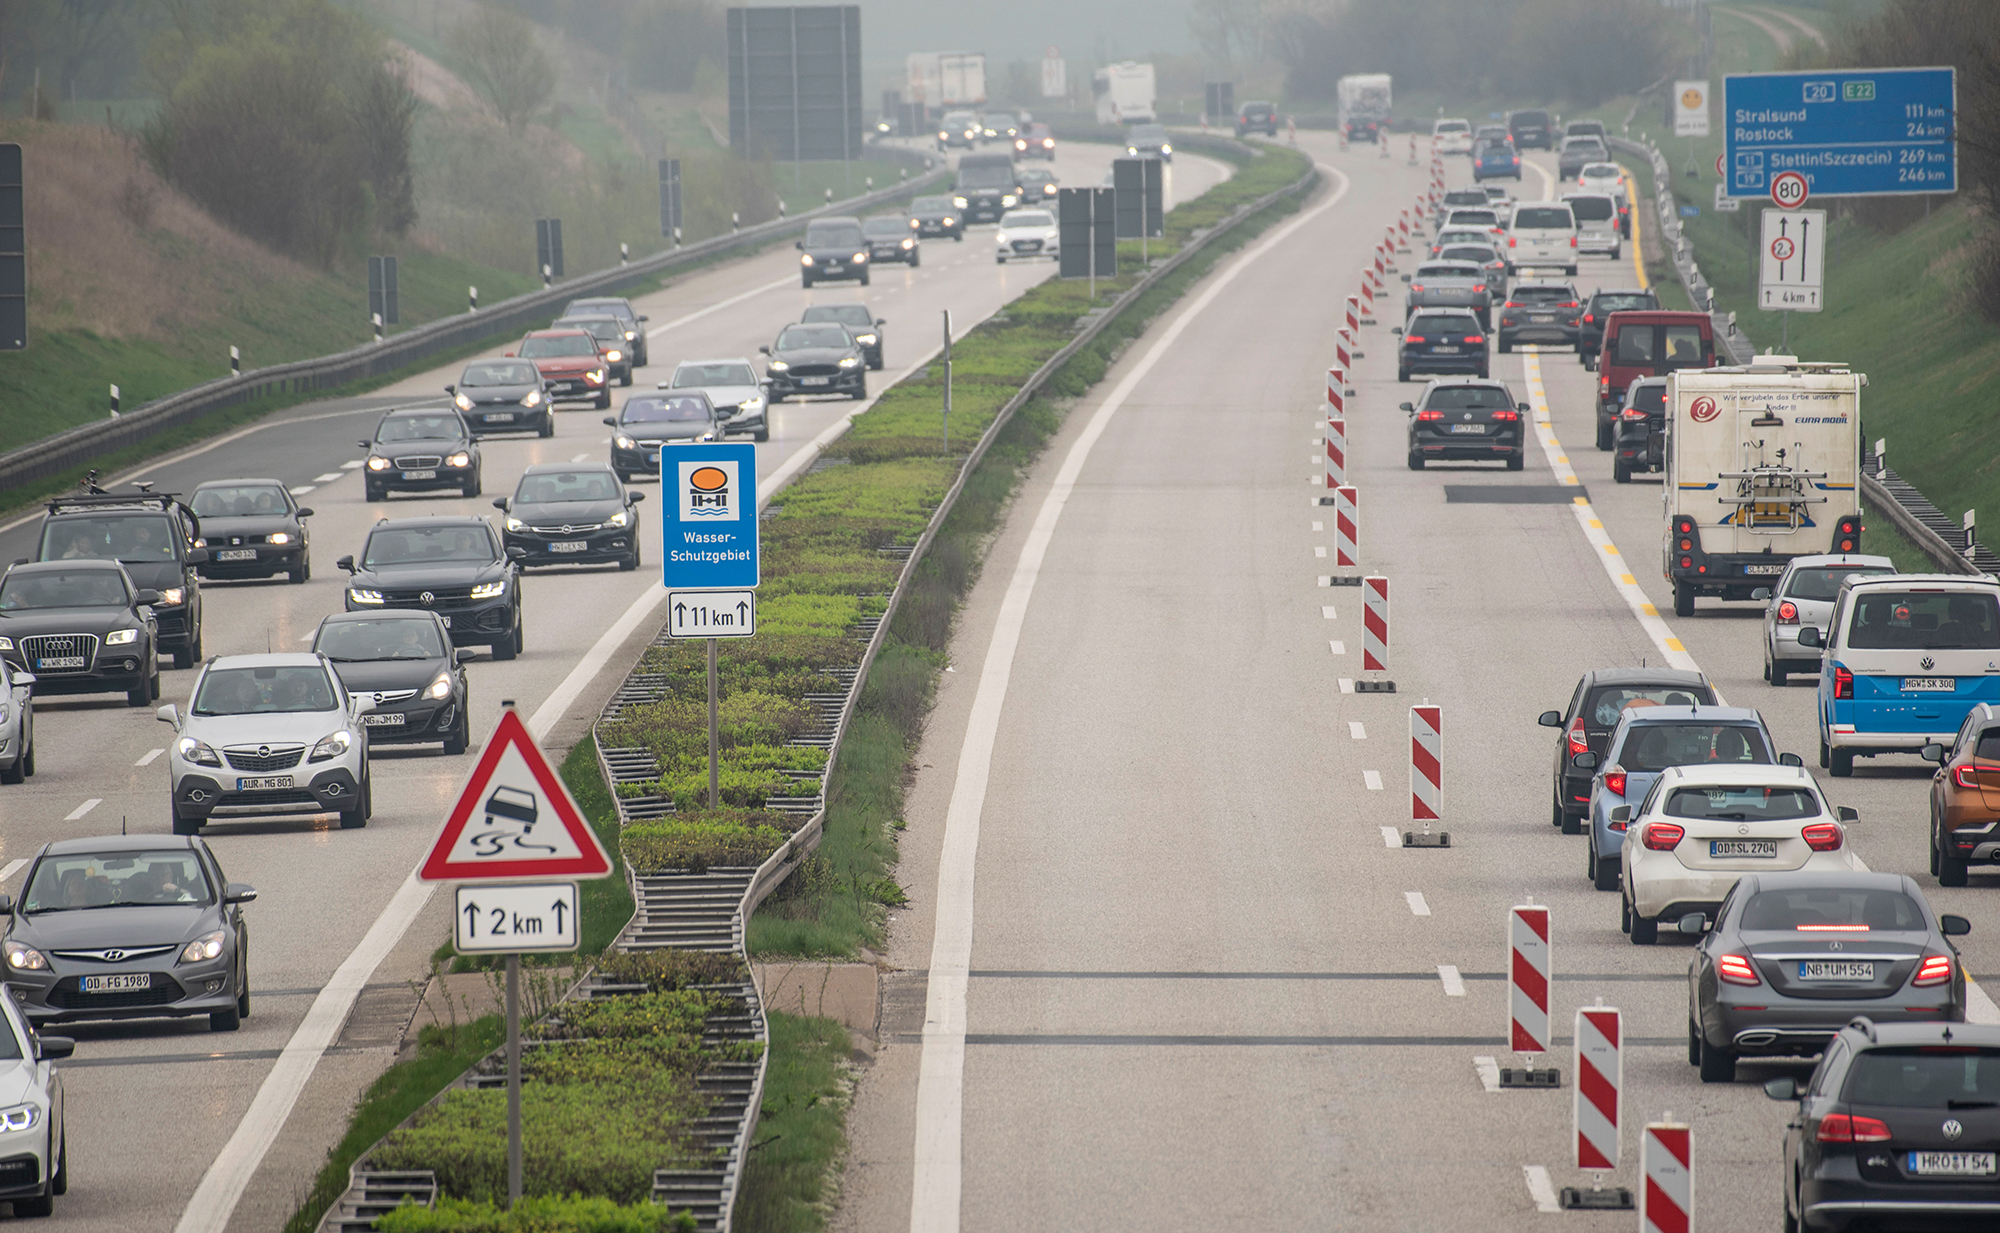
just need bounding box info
[351,53,420,236]
[451,6,553,135]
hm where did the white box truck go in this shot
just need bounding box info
[907,52,987,109]
[1338,73,1393,142]
[1094,61,1157,124]
[1662,358,1865,616]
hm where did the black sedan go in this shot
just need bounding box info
[0,834,255,1032]
[1689,873,1968,1084]
[1401,262,1492,327]
[495,463,645,571]
[361,409,482,501]
[911,195,962,241]
[1125,123,1173,161]
[1402,378,1527,471]
[797,217,869,288]
[1495,280,1583,353]
[445,358,554,437]
[0,561,160,707]
[605,393,724,482]
[188,480,313,584]
[312,610,472,754]
[1538,668,1716,829]
[861,215,919,267]
[337,516,523,660]
[800,303,884,370]
[761,323,866,401]
[1394,309,1488,382]
[1769,1017,2000,1232]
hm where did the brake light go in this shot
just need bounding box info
[1508,236,1517,248]
[1802,822,1844,852]
[1411,284,1425,292]
[1570,236,1578,247]
[1818,1113,1893,1143]
[1776,601,1799,624]
[1835,666,1854,699]
[1641,822,1684,851]
[1718,954,1761,986]
[1583,313,1595,323]
[1957,766,1983,790]
[1604,767,1627,797]
[1463,334,1485,343]
[1621,407,1648,421]
[1567,718,1588,756]
[1491,408,1519,421]
[1416,409,1444,421]
[1914,954,1955,986]
[1560,302,1579,309]
[1405,335,1427,344]
[1505,300,1520,309]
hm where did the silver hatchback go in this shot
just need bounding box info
[1756,554,1896,686]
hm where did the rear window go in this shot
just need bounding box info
[1663,785,1819,821]
[1442,246,1499,264]
[1585,684,1714,726]
[1444,190,1487,206]
[1512,110,1550,126]
[1612,325,1658,364]
[1847,1048,2000,1107]
[1594,294,1658,314]
[1740,886,1925,932]
[1447,210,1499,227]
[1514,206,1574,230]
[1784,565,1894,602]
[1663,324,1709,367]
[1409,314,1477,335]
[1978,730,2000,761]
[1621,724,1771,771]
[1513,286,1576,305]
[1847,591,2000,650]
[1423,385,1513,410]
[1435,120,1469,133]
[1566,196,1615,222]
[1627,383,1666,413]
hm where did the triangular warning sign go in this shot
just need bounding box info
[418,708,613,882]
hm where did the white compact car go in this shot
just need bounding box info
[0,658,33,784]
[1576,162,1625,196]
[1620,764,1861,944]
[661,358,769,442]
[1431,117,1474,154]
[158,653,373,833]
[1754,554,1896,686]
[995,208,1059,264]
[1561,192,1623,259]
[0,985,68,1216]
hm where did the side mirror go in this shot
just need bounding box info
[876,317,887,326]
[638,314,649,322]
[224,882,258,904]
[444,384,455,395]
[1778,752,1803,767]
[603,416,618,427]
[628,491,646,503]
[1518,402,1531,413]
[1796,627,1822,648]
[505,546,528,561]
[492,497,508,511]
[295,507,314,519]
[35,1036,74,1061]
[795,240,804,249]
[758,345,771,355]
[1391,327,1404,336]
[1764,1077,1799,1102]
[155,704,178,726]
[135,589,163,606]
[1571,751,1600,771]
[357,440,371,450]
[336,555,356,573]
[1537,710,1563,728]
[1398,402,1414,412]
[1837,806,1859,823]
[1943,914,1972,937]
[0,894,11,914]
[186,547,210,565]
[1610,805,1633,823]
[454,648,477,664]
[1751,587,1772,601]
[1921,743,1946,764]
[1678,912,1707,935]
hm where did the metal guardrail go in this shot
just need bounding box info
[588,141,1321,1232]
[0,150,946,499]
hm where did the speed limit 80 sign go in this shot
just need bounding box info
[1770,171,1809,208]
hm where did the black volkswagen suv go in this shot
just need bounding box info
[33,490,205,668]
[761,322,866,401]
[312,610,471,754]
[0,560,161,706]
[1401,378,1528,471]
[495,463,645,571]
[337,517,523,660]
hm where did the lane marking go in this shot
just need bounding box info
[1328,640,1346,655]
[1474,1055,1502,1093]
[340,460,363,470]
[0,859,26,884]
[1315,545,1327,558]
[1322,605,1337,619]
[644,274,804,339]
[311,473,343,483]
[909,159,1353,1233]
[135,748,164,767]
[1339,678,1354,693]
[1523,1165,1561,1213]
[1380,826,1401,848]
[64,799,101,821]
[1404,891,1432,916]
[1364,770,1382,789]
[1438,964,1465,996]
[1317,576,1331,587]
[289,485,314,496]
[297,631,316,642]
[1970,977,2000,1026]
[571,453,590,462]
[1348,721,1366,740]
[1312,520,1324,531]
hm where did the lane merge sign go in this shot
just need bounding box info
[1759,208,1827,312]
[1725,67,1956,198]
[419,708,614,881]
[661,441,760,589]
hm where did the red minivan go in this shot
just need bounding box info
[1593,311,1716,449]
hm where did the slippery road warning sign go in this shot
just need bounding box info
[419,708,613,881]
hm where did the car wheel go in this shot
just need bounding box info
[1830,747,1855,778]
[1595,418,1614,451]
[1566,265,1578,277]
[1672,581,1695,617]
[753,426,769,442]
[621,372,633,387]
[21,733,33,778]
[365,481,384,502]
[1506,453,1525,471]
[954,233,962,242]
[172,807,200,836]
[869,357,883,371]
[1406,452,1423,471]
[1819,735,1830,768]
[620,547,638,572]
[1698,1036,1736,1083]
[173,642,193,670]
[1687,1017,1703,1067]
[338,789,367,829]
[595,390,612,410]
[538,416,554,439]
[1620,893,1632,934]
[443,710,469,756]
[802,276,814,289]
[1613,460,1631,483]
[463,476,479,499]
[1561,808,1581,836]
[288,555,308,584]
[860,272,870,286]
[0,745,21,784]
[1931,814,1943,876]
[1593,847,1620,891]
[210,1004,241,1032]
[852,382,867,401]
[911,252,921,267]
[50,1127,65,1195]
[1769,661,1788,687]
[1397,368,1409,382]
[237,957,251,1019]
[1477,367,1490,379]
[1630,908,1657,945]
[492,625,518,662]
[127,678,151,707]
[1940,842,1970,887]
[997,255,1006,264]
[1497,339,1512,353]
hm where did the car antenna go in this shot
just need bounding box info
[121,815,127,836]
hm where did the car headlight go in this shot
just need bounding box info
[614,435,637,449]
[938,131,948,139]
[445,451,471,468]
[470,580,507,600]
[1001,194,1018,206]
[901,238,913,249]
[855,333,879,345]
[606,509,631,528]
[1127,146,1138,155]
[0,1103,42,1133]
[624,329,637,341]
[853,252,868,263]
[309,730,353,763]
[179,930,228,963]
[177,736,222,766]
[366,456,390,471]
[504,516,526,532]
[157,588,185,606]
[104,627,140,646]
[0,637,11,652]
[426,671,453,701]
[838,356,862,369]
[1161,144,1172,154]
[767,360,789,372]
[267,532,291,545]
[1042,138,1054,148]
[953,196,968,208]
[348,588,384,605]
[943,217,955,227]
[801,254,815,266]
[605,349,623,363]
[454,393,474,411]
[740,396,765,412]
[3,940,46,971]
[587,369,606,384]
[521,390,542,407]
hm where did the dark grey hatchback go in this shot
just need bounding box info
[1395,309,1489,382]
[1402,378,1527,471]
[1,835,255,1032]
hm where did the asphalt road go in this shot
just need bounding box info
[0,140,1230,1231]
[835,134,2000,1230]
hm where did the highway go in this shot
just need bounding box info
[0,140,1230,1232]
[834,133,2000,1230]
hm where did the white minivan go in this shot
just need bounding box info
[1561,192,1621,259]
[1508,201,1578,276]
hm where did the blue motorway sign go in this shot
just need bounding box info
[1724,67,1955,198]
[660,442,759,589]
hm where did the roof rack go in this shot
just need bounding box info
[1846,1015,1878,1043]
[47,491,184,515]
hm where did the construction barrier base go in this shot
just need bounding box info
[1317,495,1340,506]
[1326,573,1365,585]
[1499,1066,1561,1089]
[1354,678,1397,693]
[1402,830,1451,848]
[1558,1187,1633,1211]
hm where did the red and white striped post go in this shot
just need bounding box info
[1326,367,1345,416]
[1410,704,1440,821]
[1335,328,1353,371]
[1333,484,1358,566]
[1362,575,1388,671]
[1397,209,1412,249]
[1345,294,1360,336]
[1574,1007,1622,1171]
[1360,273,1377,319]
[1641,1120,1693,1233]
[1325,417,1346,489]
[1373,246,1387,282]
[1500,904,1555,1086]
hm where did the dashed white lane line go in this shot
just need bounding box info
[0,859,26,884]
[1474,1056,1502,1093]
[1438,964,1465,996]
[1304,454,1318,465]
[1329,640,1346,654]
[1322,605,1337,619]
[571,452,591,462]
[1404,891,1431,916]
[65,799,102,821]
[1317,575,1332,587]
[1311,520,1324,531]
[290,486,315,496]
[298,631,316,641]
[1315,545,1328,558]
[643,273,799,340]
[1364,770,1382,790]
[1339,678,1355,693]
[312,472,343,483]
[1523,1165,1561,1213]
[340,460,363,469]
[135,748,165,767]
[1380,826,1401,848]
[1349,721,1366,740]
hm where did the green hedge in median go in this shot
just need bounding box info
[376,1194,696,1232]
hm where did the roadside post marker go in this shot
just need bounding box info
[1335,328,1355,370]
[1331,485,1360,574]
[109,383,119,417]
[1345,294,1360,336]
[1324,414,1346,490]
[1560,1004,1633,1209]
[1500,903,1558,1087]
[1404,703,1447,847]
[1356,575,1394,691]
[469,285,478,312]
[1326,366,1345,417]
[1640,1119,1693,1233]
[229,345,240,378]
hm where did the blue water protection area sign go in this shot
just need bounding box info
[1724,67,1955,198]
[660,442,759,589]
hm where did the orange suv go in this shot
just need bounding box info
[1924,702,2000,886]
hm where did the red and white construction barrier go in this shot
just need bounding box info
[1362,575,1388,671]
[1360,274,1376,319]
[1410,704,1440,822]
[1333,484,1358,566]
[1326,367,1346,415]
[1641,1121,1693,1233]
[1344,295,1360,336]
[1288,115,1298,145]
[1325,417,1346,490]
[1509,904,1550,1055]
[1574,1007,1622,1171]
[1335,328,1353,372]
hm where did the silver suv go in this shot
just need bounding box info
[157,653,373,833]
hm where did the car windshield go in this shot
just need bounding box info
[1513,286,1575,305]
[1848,591,2000,649]
[192,664,338,715]
[1514,207,1574,229]
[1628,383,1667,413]
[1566,196,1615,221]
[1847,1048,2000,1107]
[1588,685,1714,725]
[515,471,621,503]
[1596,294,1657,313]
[1424,386,1512,411]
[558,318,622,341]
[363,526,495,567]
[957,164,1014,189]
[519,334,597,358]
[1416,265,1477,279]
[1663,785,1819,821]
[459,362,537,386]
[777,325,852,350]
[376,415,465,443]
[22,850,213,912]
[1786,565,1893,601]
[41,515,177,563]
[1409,315,1477,335]
[0,569,128,610]
[1003,210,1054,228]
[621,396,712,424]
[1131,125,1168,142]
[804,222,865,247]
[316,616,446,660]
[913,196,952,213]
[801,305,873,327]
[191,485,288,518]
[1622,724,1771,771]
[863,217,910,237]
[1740,886,1925,932]
[1442,246,1500,264]
[673,363,757,388]
[566,301,629,323]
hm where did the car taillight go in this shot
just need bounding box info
[1492,409,1519,421]
[1914,954,1955,986]
[1835,666,1854,699]
[1567,719,1588,756]
[1641,822,1684,851]
[1405,335,1427,344]
[1776,601,1799,624]
[1583,312,1595,323]
[1818,1113,1893,1143]
[1416,409,1444,421]
[1508,236,1517,247]
[1802,822,1844,851]
[1411,284,1425,292]
[1463,334,1485,343]
[1956,766,1983,790]
[1718,954,1761,986]
[1604,768,1627,796]
[1570,236,1578,247]
[1621,407,1648,421]
[1505,300,1520,309]
[1560,301,1579,308]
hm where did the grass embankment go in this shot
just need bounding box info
[732,1014,854,1233]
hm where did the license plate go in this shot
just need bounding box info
[1799,961,1875,981]
[482,412,515,422]
[1531,314,1555,323]
[1449,423,1485,434]
[402,470,436,480]
[238,775,293,790]
[1904,677,1956,692]
[1910,1152,1997,1176]
[36,656,85,669]
[362,712,406,727]
[1432,345,1461,354]
[823,264,844,272]
[553,382,578,393]
[1711,840,1778,857]
[549,540,588,553]
[802,377,831,386]
[82,974,150,993]
[217,549,258,561]
[1744,564,1786,575]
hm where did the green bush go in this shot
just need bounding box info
[593,948,749,991]
[622,814,792,873]
[375,1194,697,1232]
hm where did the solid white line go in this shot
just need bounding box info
[1364,769,1382,789]
[0,859,26,885]
[1380,826,1401,848]
[289,485,315,496]
[644,274,799,339]
[312,473,343,483]
[1405,891,1431,916]
[1349,721,1366,740]
[135,748,164,767]
[909,160,1354,1233]
[1329,640,1346,654]
[1438,964,1465,996]
[64,799,101,822]
[1314,545,1327,558]
[1523,1164,1561,1213]
[1322,605,1337,619]
[1474,1055,1502,1093]
[298,631,316,642]
[1339,678,1354,693]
